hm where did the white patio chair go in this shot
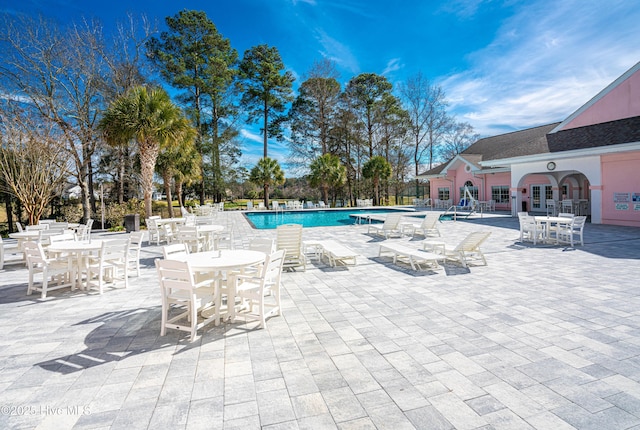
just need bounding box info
[162,243,190,259]
[214,221,235,251]
[26,224,49,231]
[518,213,544,245]
[128,231,145,277]
[0,236,23,270]
[276,223,305,271]
[38,228,68,247]
[249,238,276,254]
[24,241,76,298]
[75,219,94,242]
[146,217,172,245]
[155,258,220,342]
[176,225,204,254]
[85,238,129,294]
[558,216,587,246]
[235,249,286,328]
[15,222,24,232]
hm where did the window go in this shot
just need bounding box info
[491,186,510,204]
[545,187,554,201]
[438,187,450,201]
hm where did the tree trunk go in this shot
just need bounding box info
[264,184,270,209]
[140,140,160,218]
[4,193,14,233]
[263,99,268,158]
[163,172,174,218]
[175,179,184,208]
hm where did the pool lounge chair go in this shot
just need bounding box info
[276,224,305,271]
[423,231,491,268]
[315,240,358,267]
[367,213,404,238]
[378,241,443,271]
[404,213,441,238]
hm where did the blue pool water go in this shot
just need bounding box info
[244,208,414,229]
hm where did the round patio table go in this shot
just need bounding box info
[172,249,266,322]
[46,240,107,289]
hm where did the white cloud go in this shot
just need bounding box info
[315,28,359,74]
[440,0,640,136]
[382,58,403,76]
[239,128,293,174]
[240,129,263,144]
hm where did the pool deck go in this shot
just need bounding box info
[2,210,640,429]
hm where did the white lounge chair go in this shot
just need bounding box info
[315,240,358,267]
[276,224,305,271]
[404,213,441,238]
[378,241,443,271]
[367,213,404,238]
[423,231,491,268]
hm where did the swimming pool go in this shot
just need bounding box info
[244,208,415,229]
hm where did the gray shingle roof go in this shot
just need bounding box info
[462,122,560,160]
[548,116,640,151]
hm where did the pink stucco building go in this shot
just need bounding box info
[418,61,640,227]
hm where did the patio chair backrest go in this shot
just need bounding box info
[382,213,403,229]
[421,213,440,229]
[454,231,491,252]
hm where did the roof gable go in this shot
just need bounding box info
[461,123,559,161]
[552,61,640,132]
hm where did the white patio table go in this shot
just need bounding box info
[533,216,574,244]
[46,239,107,289]
[155,217,186,233]
[172,249,266,322]
[197,224,225,251]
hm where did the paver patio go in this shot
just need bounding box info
[1,210,640,429]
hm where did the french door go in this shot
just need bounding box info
[530,185,552,211]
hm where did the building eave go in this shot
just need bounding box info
[479,141,640,167]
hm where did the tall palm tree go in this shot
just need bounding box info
[362,155,392,206]
[308,153,346,206]
[99,86,194,218]
[249,157,285,209]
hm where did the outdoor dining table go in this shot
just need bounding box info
[46,239,107,289]
[533,216,574,244]
[196,224,225,251]
[155,217,186,233]
[172,249,266,322]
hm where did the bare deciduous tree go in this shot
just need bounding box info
[0,106,70,225]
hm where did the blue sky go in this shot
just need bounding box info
[3,0,640,173]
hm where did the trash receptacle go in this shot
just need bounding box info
[124,214,140,232]
[521,201,527,212]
